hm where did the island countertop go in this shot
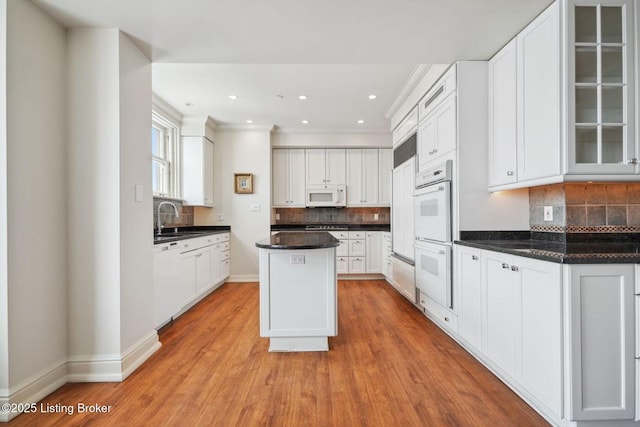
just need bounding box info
[256,231,340,250]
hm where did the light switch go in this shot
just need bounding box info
[217,213,225,221]
[135,185,144,202]
[544,206,553,221]
[250,203,261,212]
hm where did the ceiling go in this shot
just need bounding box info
[33,0,553,131]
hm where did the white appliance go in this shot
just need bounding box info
[414,160,453,310]
[305,184,346,207]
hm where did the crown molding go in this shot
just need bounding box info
[385,64,432,120]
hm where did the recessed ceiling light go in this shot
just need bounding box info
[246,119,253,124]
[228,95,238,100]
[357,119,365,124]
[368,94,377,100]
[185,102,194,107]
[302,120,309,124]
[298,95,307,100]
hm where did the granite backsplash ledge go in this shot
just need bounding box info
[529,183,640,233]
[275,207,390,225]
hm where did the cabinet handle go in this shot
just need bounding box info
[433,149,438,154]
[627,158,637,164]
[444,317,449,322]
[502,263,509,269]
[471,255,478,260]
[511,265,519,272]
[506,170,514,176]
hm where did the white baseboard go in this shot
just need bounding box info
[226,274,258,283]
[337,274,385,280]
[68,330,160,383]
[0,360,67,422]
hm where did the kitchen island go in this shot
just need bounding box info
[255,232,340,352]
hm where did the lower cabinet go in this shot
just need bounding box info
[330,230,383,275]
[381,232,392,279]
[454,245,636,425]
[153,232,230,329]
[365,231,382,273]
[391,256,416,303]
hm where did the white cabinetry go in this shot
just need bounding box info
[365,232,381,273]
[272,149,306,207]
[346,149,379,206]
[182,136,214,206]
[418,93,457,169]
[488,0,638,191]
[392,107,418,148]
[153,241,181,328]
[456,246,482,350]
[488,39,518,187]
[306,149,346,186]
[392,157,415,261]
[566,264,635,421]
[381,232,392,279]
[378,149,392,205]
[391,256,416,303]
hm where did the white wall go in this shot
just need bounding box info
[5,0,67,393]
[271,131,391,148]
[117,32,155,354]
[67,28,158,379]
[195,129,272,281]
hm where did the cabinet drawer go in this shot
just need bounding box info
[220,250,230,261]
[419,65,456,119]
[336,257,349,274]
[221,241,230,251]
[348,257,366,274]
[348,239,366,256]
[330,231,349,240]
[349,231,366,239]
[219,233,230,242]
[419,292,458,332]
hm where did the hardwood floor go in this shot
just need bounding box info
[7,280,548,426]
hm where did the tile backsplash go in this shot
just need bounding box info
[275,207,390,225]
[530,183,640,232]
[153,197,194,229]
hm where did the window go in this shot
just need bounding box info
[152,112,178,197]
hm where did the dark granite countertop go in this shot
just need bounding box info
[271,224,391,232]
[154,226,231,244]
[456,232,640,264]
[256,231,340,250]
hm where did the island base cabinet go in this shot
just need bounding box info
[565,264,635,421]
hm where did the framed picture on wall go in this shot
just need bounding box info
[234,173,253,194]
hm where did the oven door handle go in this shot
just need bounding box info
[415,185,445,195]
[416,245,446,256]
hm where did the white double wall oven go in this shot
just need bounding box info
[413,160,453,311]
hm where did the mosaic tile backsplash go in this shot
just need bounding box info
[153,197,194,229]
[275,207,390,225]
[530,183,640,233]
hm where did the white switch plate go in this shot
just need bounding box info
[217,213,225,221]
[374,213,379,220]
[135,185,143,202]
[290,255,305,264]
[544,206,553,221]
[250,203,261,212]
[275,213,280,220]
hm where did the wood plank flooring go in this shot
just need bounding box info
[7,280,548,426]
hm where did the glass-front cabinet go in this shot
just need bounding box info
[569,0,636,174]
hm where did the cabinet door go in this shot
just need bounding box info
[153,246,181,328]
[348,257,366,274]
[272,149,289,207]
[433,94,457,159]
[210,243,222,285]
[306,149,326,185]
[336,257,349,274]
[182,136,214,206]
[488,39,518,187]
[378,149,392,205]
[392,158,415,260]
[346,149,363,205]
[365,232,381,273]
[483,253,519,377]
[195,247,212,294]
[325,149,346,185]
[417,116,436,171]
[567,264,635,421]
[362,149,379,205]
[289,149,306,206]
[203,138,214,206]
[518,257,562,418]
[456,246,482,350]
[336,239,348,257]
[179,251,198,309]
[517,1,562,181]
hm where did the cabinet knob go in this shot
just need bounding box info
[510,265,519,272]
[444,317,449,322]
[502,263,509,269]
[627,158,637,165]
[506,170,514,176]
[471,255,478,260]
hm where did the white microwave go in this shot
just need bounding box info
[305,184,346,207]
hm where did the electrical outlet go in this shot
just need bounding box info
[217,213,225,221]
[290,255,305,264]
[374,213,379,220]
[544,206,553,222]
[275,213,280,220]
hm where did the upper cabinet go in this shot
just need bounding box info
[488,0,638,191]
[272,149,306,207]
[182,136,214,206]
[306,149,346,186]
[392,107,418,148]
[378,149,393,205]
[346,149,383,206]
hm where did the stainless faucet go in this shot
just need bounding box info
[156,201,180,235]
